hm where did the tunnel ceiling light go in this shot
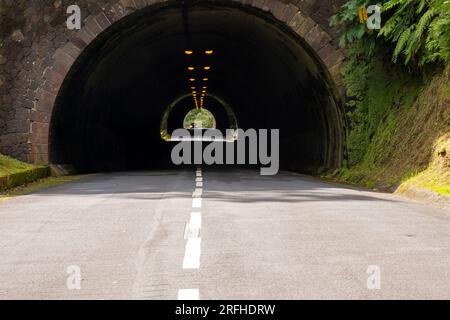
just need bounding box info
[205,50,214,55]
[185,50,193,55]
[188,67,195,71]
[189,78,195,82]
[203,78,208,81]
[202,86,207,89]
[203,66,211,70]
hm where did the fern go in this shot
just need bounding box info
[416,0,427,14]
[331,0,450,67]
[382,0,403,11]
[416,9,435,36]
[393,26,412,63]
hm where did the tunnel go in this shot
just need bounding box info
[49,0,344,173]
[161,93,239,141]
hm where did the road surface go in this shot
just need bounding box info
[0,169,449,299]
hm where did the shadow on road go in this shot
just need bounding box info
[24,169,400,205]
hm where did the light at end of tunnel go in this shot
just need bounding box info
[185,50,193,55]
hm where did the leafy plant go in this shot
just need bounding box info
[183,108,216,129]
[331,0,450,67]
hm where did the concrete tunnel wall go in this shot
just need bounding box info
[0,0,347,174]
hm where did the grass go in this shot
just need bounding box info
[0,175,81,202]
[0,153,81,201]
[398,134,450,196]
[338,63,450,197]
[0,154,51,192]
[0,154,36,176]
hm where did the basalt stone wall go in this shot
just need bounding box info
[0,0,346,163]
[0,0,110,161]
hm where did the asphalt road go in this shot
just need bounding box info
[0,169,449,299]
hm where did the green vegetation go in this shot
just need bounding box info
[0,154,50,192]
[330,0,450,197]
[331,0,450,67]
[183,108,216,129]
[0,175,81,202]
[0,154,35,176]
[397,134,450,196]
[337,54,450,194]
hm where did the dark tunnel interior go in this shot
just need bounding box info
[50,0,344,173]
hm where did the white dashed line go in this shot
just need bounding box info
[178,168,204,298]
[184,211,202,239]
[178,288,199,300]
[182,238,202,269]
[192,198,202,208]
[184,223,200,239]
[192,188,203,198]
[189,212,202,229]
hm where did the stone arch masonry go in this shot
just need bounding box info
[0,0,346,164]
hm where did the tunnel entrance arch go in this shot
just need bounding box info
[43,0,346,173]
[160,93,239,141]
